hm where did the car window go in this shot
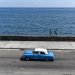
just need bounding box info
[40,52,45,54]
[33,51,39,54]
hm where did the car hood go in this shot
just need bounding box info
[48,51,55,56]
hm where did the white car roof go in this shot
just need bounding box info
[34,48,48,54]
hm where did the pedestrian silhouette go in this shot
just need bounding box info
[55,28,57,35]
[49,29,52,35]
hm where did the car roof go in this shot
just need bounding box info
[34,48,48,54]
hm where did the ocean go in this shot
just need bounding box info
[0,8,75,36]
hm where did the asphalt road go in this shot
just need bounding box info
[0,50,75,75]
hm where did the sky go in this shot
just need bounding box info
[0,0,75,7]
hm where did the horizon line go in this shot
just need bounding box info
[0,7,75,8]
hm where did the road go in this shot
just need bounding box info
[0,50,75,75]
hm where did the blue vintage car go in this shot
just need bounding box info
[20,48,55,61]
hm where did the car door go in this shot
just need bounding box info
[33,51,39,60]
[38,51,46,60]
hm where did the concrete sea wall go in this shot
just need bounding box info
[0,35,75,41]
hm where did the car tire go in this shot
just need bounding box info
[25,58,30,61]
[45,58,49,61]
[20,57,25,61]
[50,59,54,62]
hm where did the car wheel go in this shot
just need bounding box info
[20,57,25,61]
[26,58,30,61]
[50,58,54,62]
[45,58,49,61]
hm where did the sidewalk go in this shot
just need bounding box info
[0,41,75,50]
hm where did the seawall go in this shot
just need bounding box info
[0,35,75,41]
